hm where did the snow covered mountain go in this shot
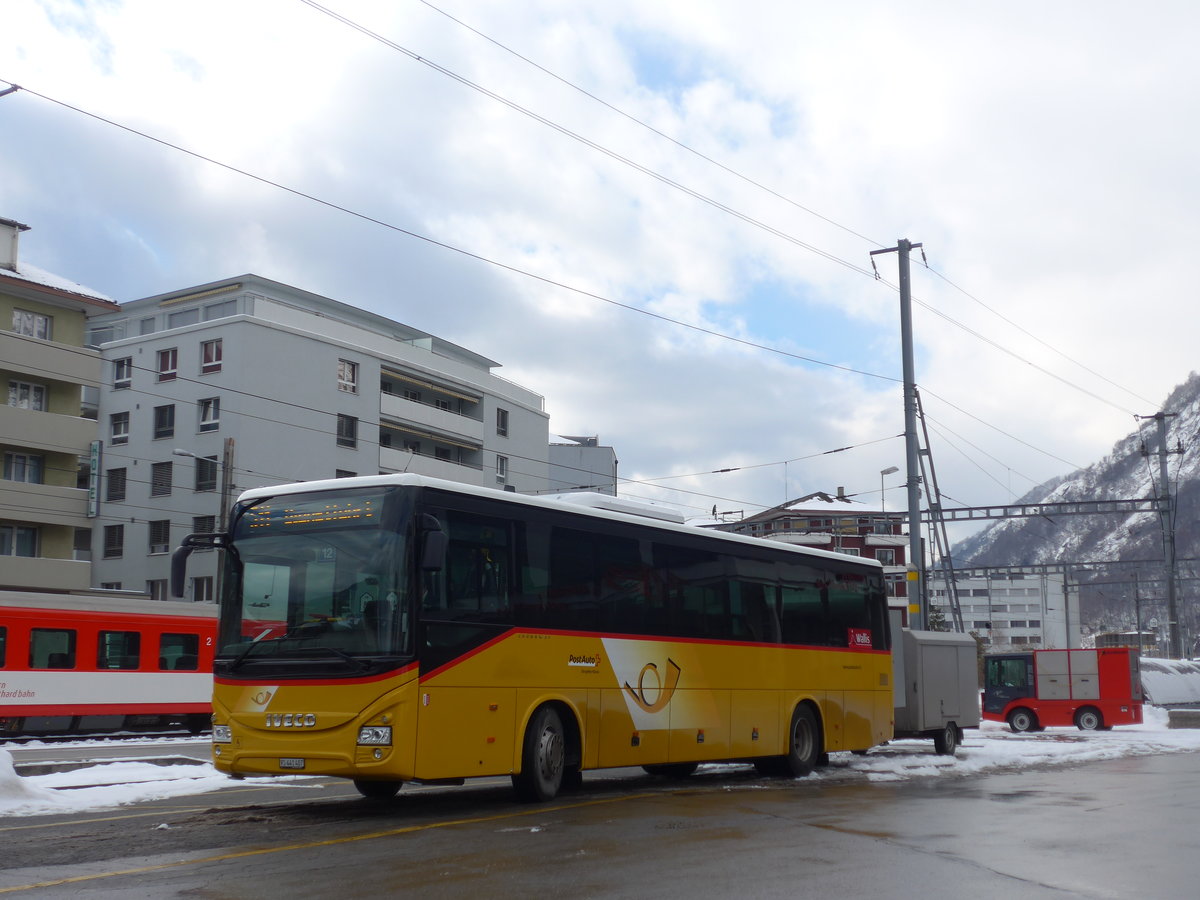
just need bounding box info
[953,372,1200,568]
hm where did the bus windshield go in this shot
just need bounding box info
[218,486,413,671]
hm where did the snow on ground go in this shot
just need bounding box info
[2,707,1198,817]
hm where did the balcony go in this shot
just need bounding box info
[380,391,484,445]
[378,446,487,485]
[0,404,98,455]
[0,330,103,388]
[0,555,91,592]
[0,480,90,528]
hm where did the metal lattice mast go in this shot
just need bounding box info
[915,388,964,632]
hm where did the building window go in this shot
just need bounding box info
[198,397,220,432]
[113,357,133,389]
[435,398,452,412]
[8,379,48,411]
[1028,619,1041,628]
[3,452,43,484]
[168,308,200,329]
[335,469,356,478]
[110,411,130,445]
[153,404,176,439]
[147,580,169,602]
[13,308,53,340]
[192,576,215,603]
[195,456,218,492]
[336,414,358,448]
[402,388,421,402]
[157,347,178,381]
[193,514,216,535]
[103,524,124,559]
[1,524,39,557]
[402,439,421,454]
[337,359,359,393]
[151,461,173,496]
[148,519,171,554]
[201,339,223,374]
[496,454,508,484]
[496,408,509,437]
[100,581,122,590]
[435,447,452,461]
[105,467,127,501]
[876,549,896,566]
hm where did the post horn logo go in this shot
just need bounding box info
[623,658,682,713]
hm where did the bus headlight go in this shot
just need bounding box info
[357,725,392,746]
[212,724,233,744]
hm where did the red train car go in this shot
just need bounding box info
[0,589,216,737]
[983,648,1143,732]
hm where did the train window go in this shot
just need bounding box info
[30,628,76,669]
[160,633,200,670]
[98,630,141,669]
[0,626,6,667]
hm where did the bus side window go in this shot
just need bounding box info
[439,511,512,619]
[780,582,824,646]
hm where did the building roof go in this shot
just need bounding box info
[0,261,118,310]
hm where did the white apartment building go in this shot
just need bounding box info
[929,571,1076,649]
[86,275,550,600]
[547,434,618,496]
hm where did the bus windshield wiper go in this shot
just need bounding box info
[301,645,371,673]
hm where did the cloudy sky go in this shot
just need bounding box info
[3,0,1197,535]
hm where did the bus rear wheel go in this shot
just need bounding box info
[1075,707,1103,731]
[785,705,820,777]
[353,779,402,801]
[1008,708,1037,733]
[513,705,565,802]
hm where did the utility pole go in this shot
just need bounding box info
[871,238,925,628]
[1141,413,1183,658]
[216,437,236,604]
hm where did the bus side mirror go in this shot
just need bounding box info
[171,532,226,600]
[419,514,447,571]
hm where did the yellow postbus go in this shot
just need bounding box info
[172,474,893,801]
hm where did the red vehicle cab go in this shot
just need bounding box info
[983,648,1143,732]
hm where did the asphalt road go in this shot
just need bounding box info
[1,748,1197,899]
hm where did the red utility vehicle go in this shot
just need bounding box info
[982,648,1142,732]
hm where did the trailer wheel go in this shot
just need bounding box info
[1075,707,1103,731]
[512,705,565,802]
[1008,708,1037,733]
[933,722,960,755]
[353,779,402,800]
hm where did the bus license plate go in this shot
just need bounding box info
[279,758,305,770]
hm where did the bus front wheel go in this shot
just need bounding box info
[1008,708,1037,733]
[513,705,565,802]
[785,705,820,777]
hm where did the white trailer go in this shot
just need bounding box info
[891,625,980,755]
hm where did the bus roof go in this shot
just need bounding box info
[235,473,884,572]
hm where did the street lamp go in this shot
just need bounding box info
[880,466,899,513]
[172,437,235,602]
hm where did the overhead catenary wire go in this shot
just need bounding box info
[0,71,1124,496]
[400,0,1152,415]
